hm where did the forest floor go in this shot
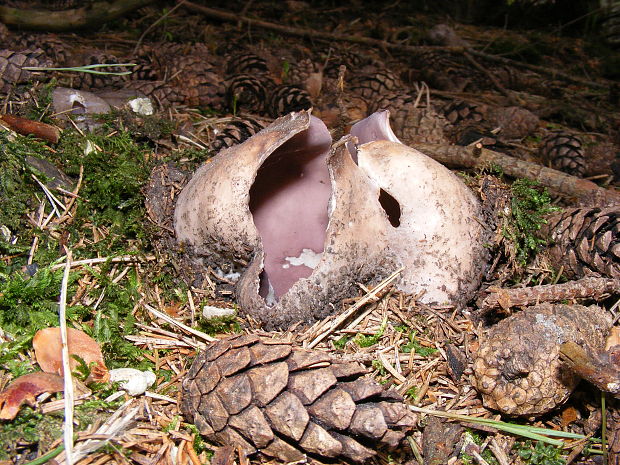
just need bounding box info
[0,1,619,464]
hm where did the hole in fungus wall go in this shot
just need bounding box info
[378,189,401,227]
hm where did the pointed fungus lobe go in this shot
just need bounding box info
[249,115,332,302]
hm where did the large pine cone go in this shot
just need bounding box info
[542,207,619,279]
[267,84,313,118]
[181,334,418,463]
[486,106,539,139]
[473,303,611,416]
[210,117,269,153]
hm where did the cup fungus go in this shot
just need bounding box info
[174,110,490,329]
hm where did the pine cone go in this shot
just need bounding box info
[473,303,611,416]
[486,106,539,139]
[225,52,269,77]
[541,206,619,279]
[323,49,368,79]
[211,117,269,152]
[285,58,317,86]
[540,132,586,177]
[226,73,273,114]
[584,141,620,182]
[181,335,418,463]
[441,100,486,126]
[371,92,450,145]
[0,49,53,93]
[349,69,402,104]
[267,84,312,117]
[66,52,130,89]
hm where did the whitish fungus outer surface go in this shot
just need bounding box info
[174,110,491,329]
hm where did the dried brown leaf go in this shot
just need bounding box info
[0,372,64,420]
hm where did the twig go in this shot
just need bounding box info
[0,0,154,32]
[479,277,620,312]
[59,249,75,465]
[560,342,620,395]
[414,143,620,205]
[132,1,186,56]
[180,1,612,90]
[307,267,403,349]
[142,303,216,342]
[50,254,156,270]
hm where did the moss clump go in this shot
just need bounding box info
[503,178,559,265]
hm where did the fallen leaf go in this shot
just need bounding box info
[0,372,64,420]
[33,327,109,383]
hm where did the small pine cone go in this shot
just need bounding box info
[441,100,486,126]
[349,69,402,104]
[541,206,619,279]
[473,303,610,416]
[211,117,269,152]
[267,84,312,117]
[0,49,53,92]
[323,49,368,78]
[372,92,449,145]
[170,66,226,109]
[486,106,539,139]
[409,51,474,92]
[123,80,185,107]
[226,73,273,114]
[225,52,269,77]
[286,58,317,86]
[540,132,586,177]
[182,335,418,463]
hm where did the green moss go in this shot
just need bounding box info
[503,178,559,265]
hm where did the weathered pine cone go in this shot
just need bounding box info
[226,73,273,114]
[123,80,185,108]
[267,84,313,117]
[225,52,270,77]
[473,303,611,416]
[486,106,539,139]
[349,69,403,104]
[541,206,619,279]
[540,132,586,177]
[181,334,418,463]
[0,49,53,93]
[441,100,486,126]
[210,117,269,152]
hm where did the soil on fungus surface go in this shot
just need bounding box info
[0,1,619,464]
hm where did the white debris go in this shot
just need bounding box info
[128,97,154,115]
[109,368,156,396]
[284,248,322,269]
[203,305,236,319]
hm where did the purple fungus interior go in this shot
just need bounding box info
[249,115,332,304]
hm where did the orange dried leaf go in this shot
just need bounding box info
[33,327,109,382]
[0,372,64,420]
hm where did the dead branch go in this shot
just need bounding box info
[479,276,620,312]
[180,1,612,90]
[0,0,153,32]
[560,342,620,396]
[414,143,620,205]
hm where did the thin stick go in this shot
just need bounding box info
[59,249,75,465]
[307,267,403,349]
[143,303,216,342]
[50,254,156,270]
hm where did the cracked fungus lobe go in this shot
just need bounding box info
[473,303,611,416]
[181,334,418,463]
